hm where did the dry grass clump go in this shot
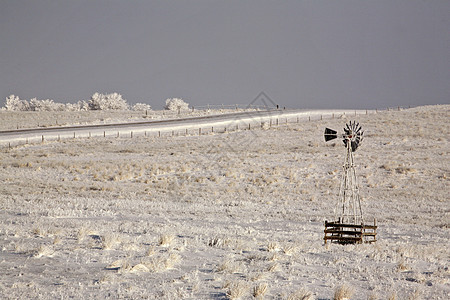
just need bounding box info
[282,244,297,256]
[101,233,121,250]
[216,258,244,274]
[250,272,270,282]
[266,262,281,273]
[77,227,98,242]
[224,280,249,300]
[107,251,182,274]
[252,282,269,299]
[287,287,314,300]
[407,289,422,300]
[146,246,156,256]
[129,263,150,273]
[164,252,182,269]
[34,245,55,258]
[333,283,354,300]
[158,233,175,247]
[267,242,280,252]
[208,236,231,248]
[144,252,182,273]
[106,259,130,271]
[396,259,410,271]
[388,292,397,300]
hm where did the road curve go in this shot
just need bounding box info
[0,109,372,146]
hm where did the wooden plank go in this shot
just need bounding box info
[324,236,362,241]
[325,230,362,235]
[325,223,377,230]
[325,223,363,229]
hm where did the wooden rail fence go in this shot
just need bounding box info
[324,219,377,244]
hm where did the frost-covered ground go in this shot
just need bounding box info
[0,105,448,299]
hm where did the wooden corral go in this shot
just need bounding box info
[324,219,377,245]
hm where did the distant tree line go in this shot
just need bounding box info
[2,93,190,112]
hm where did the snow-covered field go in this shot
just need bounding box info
[0,105,448,299]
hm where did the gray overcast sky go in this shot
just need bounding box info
[1,0,449,109]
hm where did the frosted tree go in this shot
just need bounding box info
[4,94,30,111]
[29,98,60,111]
[88,92,129,110]
[164,98,189,111]
[132,103,152,111]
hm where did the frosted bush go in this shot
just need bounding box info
[165,98,189,111]
[29,98,66,111]
[4,94,30,111]
[89,92,129,110]
[4,95,90,111]
[65,100,89,111]
[132,103,152,111]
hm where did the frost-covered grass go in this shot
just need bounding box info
[0,105,448,299]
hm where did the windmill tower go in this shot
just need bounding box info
[323,121,377,244]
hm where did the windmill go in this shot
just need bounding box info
[323,121,377,244]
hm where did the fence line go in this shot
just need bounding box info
[2,108,407,149]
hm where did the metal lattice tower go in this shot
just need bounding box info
[324,121,364,225]
[336,136,364,224]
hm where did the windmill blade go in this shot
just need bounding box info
[345,123,351,132]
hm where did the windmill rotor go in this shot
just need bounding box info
[324,121,364,152]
